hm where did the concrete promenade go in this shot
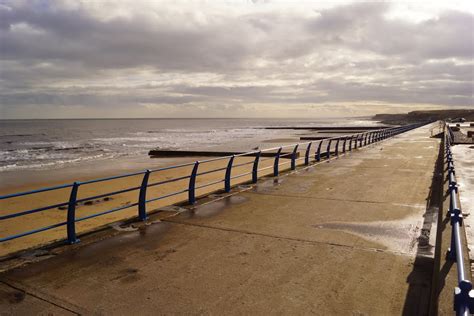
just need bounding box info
[1,124,444,315]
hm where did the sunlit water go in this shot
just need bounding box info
[0,117,380,173]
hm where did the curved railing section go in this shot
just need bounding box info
[445,125,474,316]
[0,122,426,247]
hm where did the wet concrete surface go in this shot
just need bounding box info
[0,282,76,315]
[0,124,441,315]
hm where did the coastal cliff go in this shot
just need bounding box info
[373,109,474,125]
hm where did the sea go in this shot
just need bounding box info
[0,118,381,173]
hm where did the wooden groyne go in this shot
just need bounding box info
[263,126,388,131]
[148,149,299,158]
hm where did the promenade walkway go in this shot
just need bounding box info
[1,124,443,315]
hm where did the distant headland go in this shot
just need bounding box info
[373,109,474,125]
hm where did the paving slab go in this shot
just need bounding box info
[0,124,442,315]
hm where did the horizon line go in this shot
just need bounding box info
[0,116,375,120]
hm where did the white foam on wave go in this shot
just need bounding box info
[0,153,112,171]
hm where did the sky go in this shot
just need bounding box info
[0,0,473,119]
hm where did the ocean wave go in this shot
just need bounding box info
[93,137,164,143]
[0,153,111,171]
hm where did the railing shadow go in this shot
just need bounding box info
[402,133,445,316]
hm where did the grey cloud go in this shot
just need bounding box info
[0,1,253,71]
[0,0,473,118]
[5,1,471,72]
[0,90,203,107]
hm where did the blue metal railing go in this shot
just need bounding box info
[445,125,474,316]
[0,122,426,248]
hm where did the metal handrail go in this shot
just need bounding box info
[0,122,427,246]
[445,125,474,316]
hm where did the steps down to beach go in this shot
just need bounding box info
[0,123,465,315]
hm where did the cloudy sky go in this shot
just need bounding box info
[0,0,473,118]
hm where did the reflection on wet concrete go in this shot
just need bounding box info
[182,195,249,219]
[251,177,285,194]
[251,176,315,195]
[18,249,56,262]
[313,211,437,256]
[82,221,174,253]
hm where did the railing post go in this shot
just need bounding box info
[359,133,363,147]
[67,182,80,244]
[252,150,262,183]
[316,141,323,161]
[138,170,150,221]
[354,134,359,149]
[349,136,353,151]
[224,156,235,192]
[364,133,368,146]
[335,138,340,156]
[326,139,332,159]
[304,142,312,165]
[274,147,282,176]
[291,145,299,170]
[252,151,261,183]
[342,137,347,153]
[188,161,199,204]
